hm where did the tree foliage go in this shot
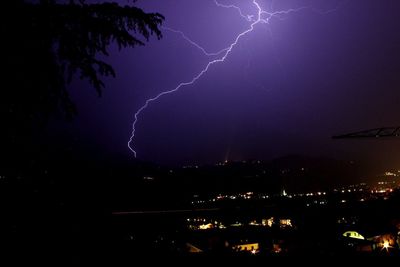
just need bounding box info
[0,0,163,162]
[1,0,163,119]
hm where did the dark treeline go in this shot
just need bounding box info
[0,1,164,264]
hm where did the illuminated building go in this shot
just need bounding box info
[232,243,259,253]
[262,217,274,227]
[342,231,365,240]
[199,223,213,230]
[280,219,293,228]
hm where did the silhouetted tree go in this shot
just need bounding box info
[0,0,164,166]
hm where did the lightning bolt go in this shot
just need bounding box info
[161,26,229,57]
[128,0,343,157]
[213,0,254,22]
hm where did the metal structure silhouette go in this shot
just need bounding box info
[333,127,400,139]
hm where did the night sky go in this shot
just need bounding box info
[52,0,400,167]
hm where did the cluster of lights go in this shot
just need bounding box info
[334,183,367,193]
[191,179,398,208]
[291,191,327,198]
[232,243,260,254]
[193,192,270,204]
[192,190,333,206]
[384,172,398,177]
[378,181,396,185]
[371,189,393,194]
[186,216,293,230]
[187,218,226,230]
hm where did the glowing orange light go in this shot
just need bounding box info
[383,241,389,248]
[382,240,391,251]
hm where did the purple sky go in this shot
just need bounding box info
[55,0,400,166]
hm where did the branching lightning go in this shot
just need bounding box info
[214,0,254,22]
[162,26,229,57]
[128,0,342,157]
